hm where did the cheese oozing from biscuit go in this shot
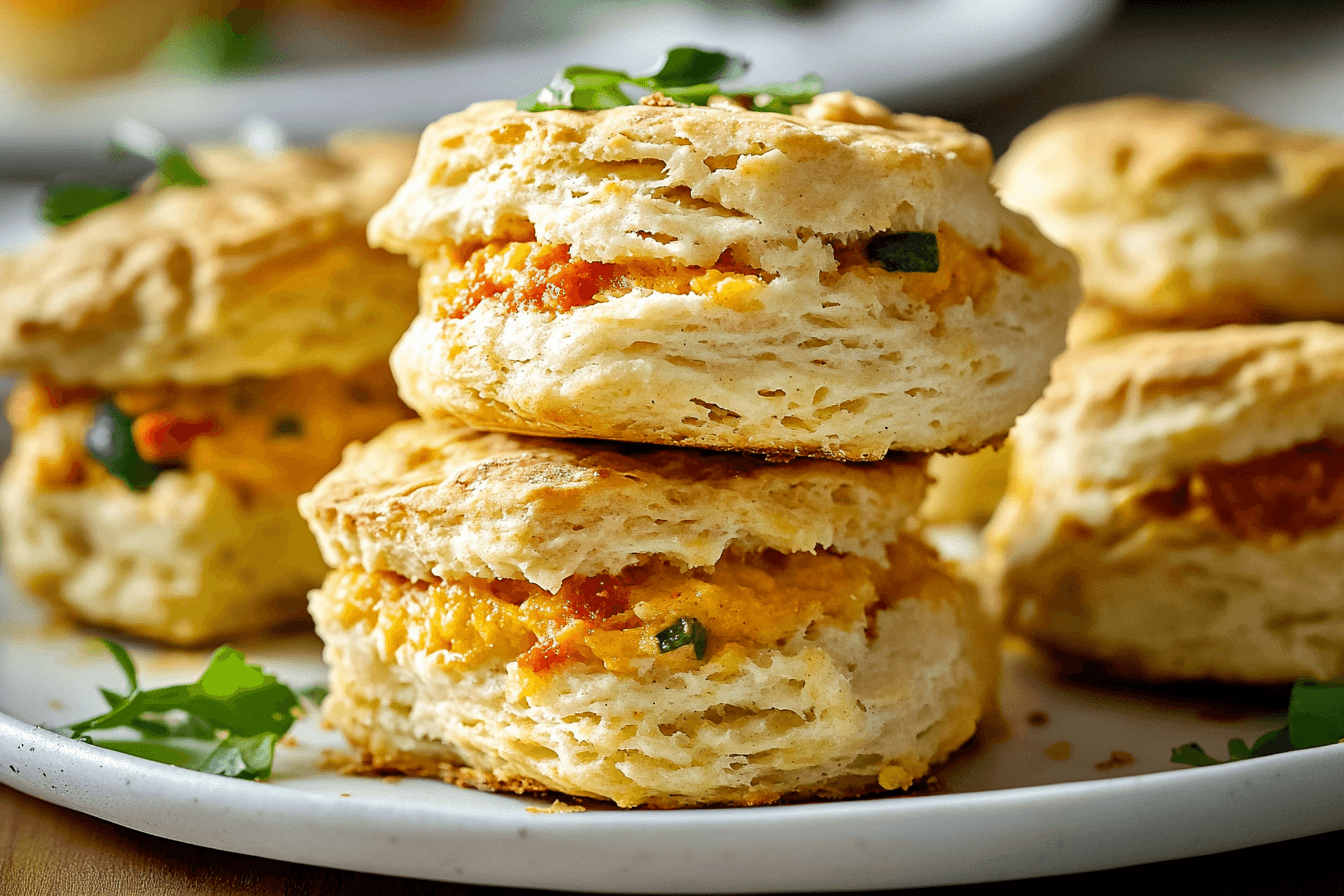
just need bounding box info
[319,535,960,691]
[9,365,408,499]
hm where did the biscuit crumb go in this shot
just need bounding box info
[318,749,360,773]
[1045,740,1072,761]
[639,92,678,107]
[280,735,300,748]
[1095,750,1135,771]
[1026,710,1050,727]
[527,800,587,814]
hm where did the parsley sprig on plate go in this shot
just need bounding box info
[1172,677,1344,766]
[41,142,208,227]
[56,639,323,781]
[519,46,822,113]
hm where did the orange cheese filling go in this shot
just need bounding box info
[1138,439,1344,541]
[9,365,409,500]
[424,241,767,320]
[323,536,960,690]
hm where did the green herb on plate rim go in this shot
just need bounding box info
[519,46,823,114]
[40,141,208,227]
[1171,677,1344,766]
[55,639,324,781]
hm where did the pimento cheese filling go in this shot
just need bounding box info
[425,229,1059,321]
[1137,438,1344,541]
[8,365,408,500]
[321,535,960,690]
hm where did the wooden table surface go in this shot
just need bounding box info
[2,783,1341,895]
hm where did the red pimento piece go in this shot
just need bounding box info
[131,412,222,463]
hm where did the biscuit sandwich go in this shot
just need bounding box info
[0,135,420,645]
[299,420,996,808]
[984,322,1344,684]
[369,90,1080,460]
[995,96,1344,346]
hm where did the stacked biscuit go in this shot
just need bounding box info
[984,97,1344,683]
[0,135,419,644]
[298,91,1081,807]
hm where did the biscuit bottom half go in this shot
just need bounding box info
[310,536,997,808]
[0,367,409,644]
[994,440,1344,683]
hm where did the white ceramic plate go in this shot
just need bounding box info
[0,0,1117,170]
[3,576,1343,893]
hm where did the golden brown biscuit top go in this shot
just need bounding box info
[299,419,929,591]
[0,133,420,387]
[369,94,1004,274]
[998,95,1344,206]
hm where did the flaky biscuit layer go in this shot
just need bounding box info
[299,419,928,593]
[995,96,1344,343]
[0,135,420,388]
[311,546,995,808]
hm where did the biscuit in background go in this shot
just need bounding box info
[984,322,1344,684]
[372,92,1080,460]
[300,420,997,808]
[994,95,1344,346]
[0,135,420,645]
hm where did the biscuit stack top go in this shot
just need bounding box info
[361,91,1081,462]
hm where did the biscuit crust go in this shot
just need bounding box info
[299,419,929,593]
[995,96,1344,343]
[985,322,1344,682]
[311,541,996,808]
[0,135,420,388]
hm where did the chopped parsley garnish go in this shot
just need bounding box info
[1172,677,1344,766]
[56,639,321,781]
[85,401,166,492]
[655,617,708,660]
[867,231,940,273]
[519,46,822,114]
[40,143,208,227]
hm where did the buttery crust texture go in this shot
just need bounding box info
[0,134,420,388]
[984,322,1344,682]
[310,543,997,808]
[0,418,326,645]
[994,96,1344,344]
[299,418,929,593]
[373,93,1080,458]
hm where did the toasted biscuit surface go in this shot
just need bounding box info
[311,537,997,808]
[995,96,1344,344]
[370,94,997,273]
[300,418,928,592]
[0,135,420,388]
[985,322,1344,682]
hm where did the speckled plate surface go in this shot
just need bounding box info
[3,574,1343,893]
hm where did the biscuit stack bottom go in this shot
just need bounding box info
[300,426,995,807]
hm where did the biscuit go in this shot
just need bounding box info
[0,134,420,388]
[994,96,1344,344]
[371,93,1080,458]
[984,323,1344,682]
[300,419,996,807]
[2,366,410,644]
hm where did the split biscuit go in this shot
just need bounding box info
[995,96,1344,345]
[300,419,996,808]
[985,322,1344,683]
[372,92,1080,459]
[0,134,420,643]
